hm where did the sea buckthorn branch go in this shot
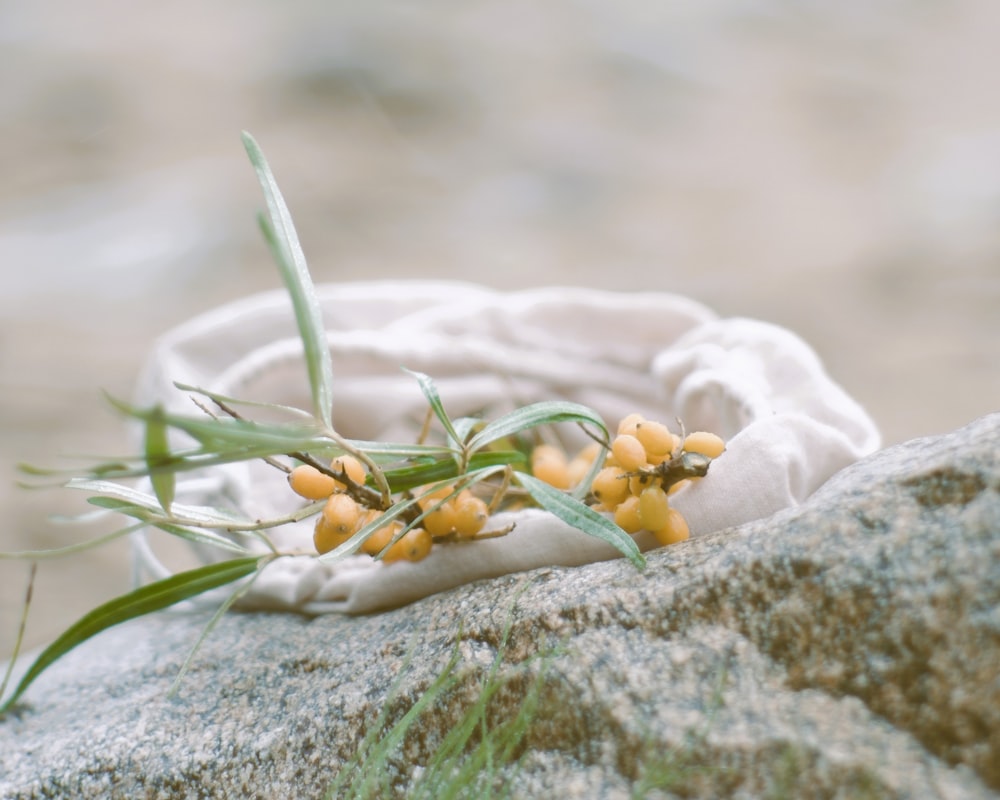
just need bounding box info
[1,132,725,716]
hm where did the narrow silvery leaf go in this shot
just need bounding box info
[73,481,250,525]
[144,405,175,514]
[466,401,609,452]
[516,472,645,569]
[242,131,335,429]
[403,369,462,446]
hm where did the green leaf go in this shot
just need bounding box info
[80,491,284,552]
[515,472,645,569]
[451,416,482,447]
[335,440,456,461]
[0,522,144,560]
[242,131,335,429]
[38,396,457,485]
[144,405,175,513]
[112,396,451,463]
[377,450,526,494]
[569,441,609,502]
[466,401,609,452]
[173,382,315,421]
[108,394,329,451]
[72,480,249,526]
[148,522,253,556]
[403,369,461,446]
[0,556,263,714]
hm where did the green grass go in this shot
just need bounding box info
[326,630,729,799]
[325,616,551,800]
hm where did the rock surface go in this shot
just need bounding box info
[1,413,998,799]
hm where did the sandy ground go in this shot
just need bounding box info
[2,1,998,659]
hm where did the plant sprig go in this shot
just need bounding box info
[1,132,645,716]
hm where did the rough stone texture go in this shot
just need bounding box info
[1,413,998,799]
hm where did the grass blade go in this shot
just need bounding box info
[516,472,645,568]
[0,556,263,714]
[242,131,335,429]
[144,405,175,513]
[0,564,37,703]
[166,566,265,698]
[323,643,463,799]
[467,401,609,452]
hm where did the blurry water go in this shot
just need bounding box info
[2,0,998,658]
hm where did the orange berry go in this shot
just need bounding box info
[628,472,656,497]
[637,486,671,532]
[360,514,398,556]
[322,493,362,535]
[591,466,629,509]
[613,495,643,534]
[652,508,690,546]
[313,514,353,554]
[616,413,646,437]
[645,449,674,467]
[566,457,593,488]
[422,500,458,537]
[682,431,726,459]
[329,455,367,489]
[417,484,453,508]
[611,434,647,472]
[531,444,571,489]
[575,441,604,463]
[453,495,489,539]
[382,527,433,563]
[531,443,566,464]
[635,421,675,457]
[288,464,337,500]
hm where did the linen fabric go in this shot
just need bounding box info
[131,281,880,614]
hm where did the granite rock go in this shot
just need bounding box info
[0,414,998,799]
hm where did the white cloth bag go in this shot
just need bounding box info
[131,281,880,614]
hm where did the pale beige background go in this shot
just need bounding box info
[2,1,998,659]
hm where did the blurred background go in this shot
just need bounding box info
[2,1,998,659]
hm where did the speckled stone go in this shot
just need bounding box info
[1,414,998,799]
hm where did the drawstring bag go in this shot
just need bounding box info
[131,281,880,614]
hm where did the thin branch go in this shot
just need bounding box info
[190,396,290,474]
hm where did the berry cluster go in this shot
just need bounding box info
[288,413,724,563]
[288,455,490,563]
[533,413,726,547]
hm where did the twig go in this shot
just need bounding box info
[487,465,513,515]
[190,396,290,474]
[191,392,386,510]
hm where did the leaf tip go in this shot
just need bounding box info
[240,129,259,152]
